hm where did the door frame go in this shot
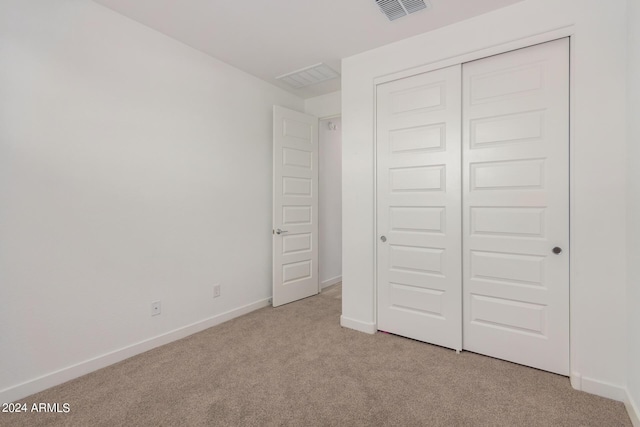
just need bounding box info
[316,114,343,292]
[271,108,343,306]
[372,28,575,378]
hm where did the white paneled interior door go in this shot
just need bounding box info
[462,39,569,375]
[272,106,319,307]
[376,65,462,351]
[375,38,569,374]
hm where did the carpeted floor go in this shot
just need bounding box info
[0,284,632,426]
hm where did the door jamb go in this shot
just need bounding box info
[317,114,342,293]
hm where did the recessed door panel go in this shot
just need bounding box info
[282,260,312,285]
[389,123,446,154]
[391,83,444,114]
[470,250,545,286]
[283,118,313,141]
[390,165,445,192]
[470,207,545,237]
[283,147,313,169]
[389,245,444,276]
[282,233,312,255]
[470,63,544,104]
[470,159,545,190]
[390,207,445,234]
[283,177,312,197]
[470,110,544,148]
[282,205,312,225]
[390,283,445,317]
[470,294,547,336]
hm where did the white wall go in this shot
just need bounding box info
[0,0,304,402]
[319,118,342,288]
[626,0,640,422]
[342,0,629,402]
[305,91,342,119]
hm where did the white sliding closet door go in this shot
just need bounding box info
[375,39,570,374]
[462,39,570,375]
[376,65,462,351]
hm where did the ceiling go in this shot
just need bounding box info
[92,0,524,99]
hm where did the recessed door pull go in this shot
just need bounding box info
[553,247,562,254]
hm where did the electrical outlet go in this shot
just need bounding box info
[213,284,221,298]
[151,301,161,316]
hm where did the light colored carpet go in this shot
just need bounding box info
[1,284,631,426]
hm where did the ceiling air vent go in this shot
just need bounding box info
[376,0,430,21]
[276,63,340,89]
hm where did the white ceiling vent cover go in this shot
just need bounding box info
[376,0,430,21]
[276,63,340,89]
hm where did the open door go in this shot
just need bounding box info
[272,106,319,307]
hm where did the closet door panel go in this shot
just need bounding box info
[376,65,462,351]
[462,39,570,375]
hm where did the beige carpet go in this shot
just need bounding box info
[1,284,632,426]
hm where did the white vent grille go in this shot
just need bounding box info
[276,63,340,89]
[376,0,430,21]
[401,0,427,14]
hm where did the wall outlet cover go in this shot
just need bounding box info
[151,301,161,316]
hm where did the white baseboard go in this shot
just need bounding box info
[0,298,271,404]
[570,372,626,401]
[340,315,376,334]
[570,372,582,390]
[321,275,342,289]
[625,389,640,427]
